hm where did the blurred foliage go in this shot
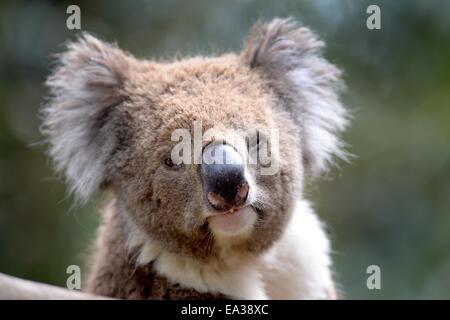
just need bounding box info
[0,0,449,299]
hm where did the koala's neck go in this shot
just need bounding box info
[86,198,267,299]
[125,213,268,299]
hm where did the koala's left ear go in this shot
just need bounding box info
[43,33,136,202]
[242,18,349,177]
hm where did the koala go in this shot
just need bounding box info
[42,18,348,299]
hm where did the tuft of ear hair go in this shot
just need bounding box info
[42,33,135,203]
[242,18,349,177]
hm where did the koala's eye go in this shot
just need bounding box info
[163,157,183,170]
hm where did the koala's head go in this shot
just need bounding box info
[43,18,348,260]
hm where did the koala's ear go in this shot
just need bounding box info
[43,33,136,202]
[242,18,349,177]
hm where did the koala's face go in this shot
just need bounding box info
[112,56,302,258]
[43,19,348,260]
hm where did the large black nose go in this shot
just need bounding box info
[201,143,249,211]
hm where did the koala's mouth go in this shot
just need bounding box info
[206,206,257,237]
[222,205,263,216]
[220,207,244,216]
[204,204,253,218]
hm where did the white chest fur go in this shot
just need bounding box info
[127,200,335,299]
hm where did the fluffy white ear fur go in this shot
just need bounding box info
[128,200,335,299]
[242,18,349,176]
[42,34,134,202]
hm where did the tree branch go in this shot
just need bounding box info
[0,273,111,300]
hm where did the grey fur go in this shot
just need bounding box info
[42,34,133,202]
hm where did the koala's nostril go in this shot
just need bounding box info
[207,181,249,211]
[236,181,249,201]
[202,143,249,211]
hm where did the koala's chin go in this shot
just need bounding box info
[207,206,258,239]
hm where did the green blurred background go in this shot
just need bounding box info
[0,0,449,299]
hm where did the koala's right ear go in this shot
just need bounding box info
[42,33,136,202]
[241,18,349,178]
